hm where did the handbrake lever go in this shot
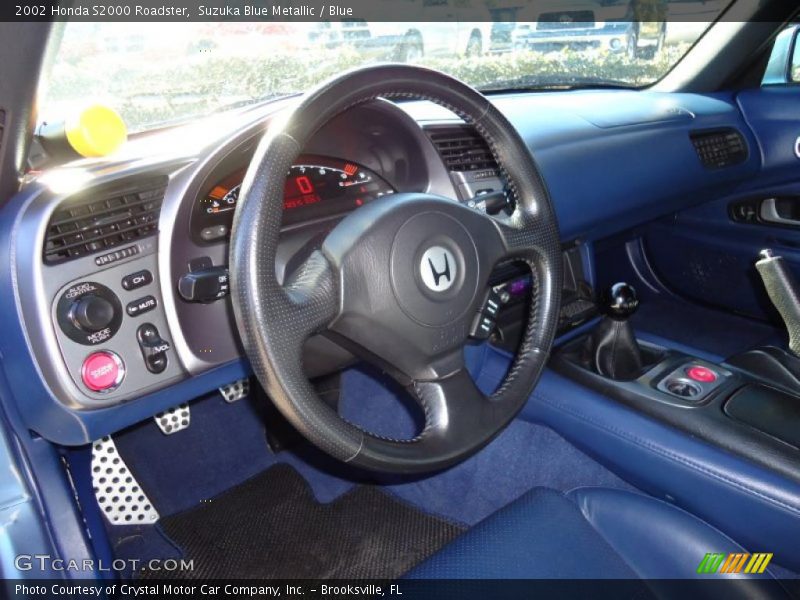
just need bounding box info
[756,249,800,356]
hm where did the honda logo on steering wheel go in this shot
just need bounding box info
[420,246,457,292]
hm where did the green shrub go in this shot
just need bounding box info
[44,43,687,132]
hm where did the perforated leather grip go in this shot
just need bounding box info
[756,252,800,357]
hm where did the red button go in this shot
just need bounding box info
[81,351,124,392]
[686,365,717,383]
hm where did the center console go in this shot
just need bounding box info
[552,274,800,484]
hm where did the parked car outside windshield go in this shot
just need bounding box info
[43,12,720,133]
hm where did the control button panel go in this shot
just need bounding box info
[656,361,730,402]
[50,248,184,406]
[199,225,228,242]
[81,351,125,392]
[56,282,122,345]
[121,269,153,291]
[126,295,157,317]
[137,323,171,374]
[470,288,508,340]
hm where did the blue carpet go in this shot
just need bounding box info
[337,352,634,526]
[99,342,635,563]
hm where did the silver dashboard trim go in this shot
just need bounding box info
[11,98,467,410]
[158,119,272,375]
[12,157,193,409]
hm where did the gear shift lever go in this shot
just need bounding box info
[585,282,644,380]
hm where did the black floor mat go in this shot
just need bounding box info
[140,464,464,579]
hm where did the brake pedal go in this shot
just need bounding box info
[154,403,190,435]
[91,436,159,525]
[219,378,249,403]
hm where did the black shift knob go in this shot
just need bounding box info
[604,282,638,320]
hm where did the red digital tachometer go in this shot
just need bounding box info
[195,156,395,243]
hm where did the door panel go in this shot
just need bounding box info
[642,86,800,324]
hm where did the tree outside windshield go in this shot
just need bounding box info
[43,10,718,132]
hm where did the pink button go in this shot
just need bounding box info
[81,351,124,392]
[686,365,717,383]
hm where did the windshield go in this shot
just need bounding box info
[43,14,720,132]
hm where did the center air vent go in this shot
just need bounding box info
[44,177,168,265]
[428,126,498,172]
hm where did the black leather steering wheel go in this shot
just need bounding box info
[230,65,562,474]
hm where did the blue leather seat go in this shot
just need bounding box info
[407,486,783,594]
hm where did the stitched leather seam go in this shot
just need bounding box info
[609,321,620,379]
[533,390,800,517]
[343,434,364,463]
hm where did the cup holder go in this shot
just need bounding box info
[664,378,702,399]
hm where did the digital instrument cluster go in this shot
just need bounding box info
[193,155,395,242]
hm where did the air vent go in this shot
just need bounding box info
[428,126,499,172]
[690,128,748,170]
[44,177,167,265]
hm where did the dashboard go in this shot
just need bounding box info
[192,155,396,243]
[0,90,773,445]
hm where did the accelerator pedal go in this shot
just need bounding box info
[91,436,159,525]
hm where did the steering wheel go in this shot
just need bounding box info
[230,65,562,474]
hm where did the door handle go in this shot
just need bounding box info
[760,197,800,226]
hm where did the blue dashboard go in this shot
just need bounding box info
[0,86,795,445]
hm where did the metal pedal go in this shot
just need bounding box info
[219,378,249,403]
[154,403,190,435]
[91,436,159,525]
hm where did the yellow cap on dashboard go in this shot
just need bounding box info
[64,105,127,157]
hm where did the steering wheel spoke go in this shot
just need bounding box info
[413,363,492,437]
[492,211,542,258]
[280,250,339,339]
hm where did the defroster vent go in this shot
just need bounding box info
[44,177,167,265]
[428,126,498,172]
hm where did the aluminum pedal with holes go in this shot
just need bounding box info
[154,403,190,435]
[219,378,249,403]
[91,436,159,526]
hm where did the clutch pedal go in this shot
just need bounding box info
[154,403,190,435]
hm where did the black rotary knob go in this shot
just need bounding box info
[57,282,123,345]
[604,282,639,320]
[69,294,116,332]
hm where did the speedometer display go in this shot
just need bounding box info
[194,156,395,242]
